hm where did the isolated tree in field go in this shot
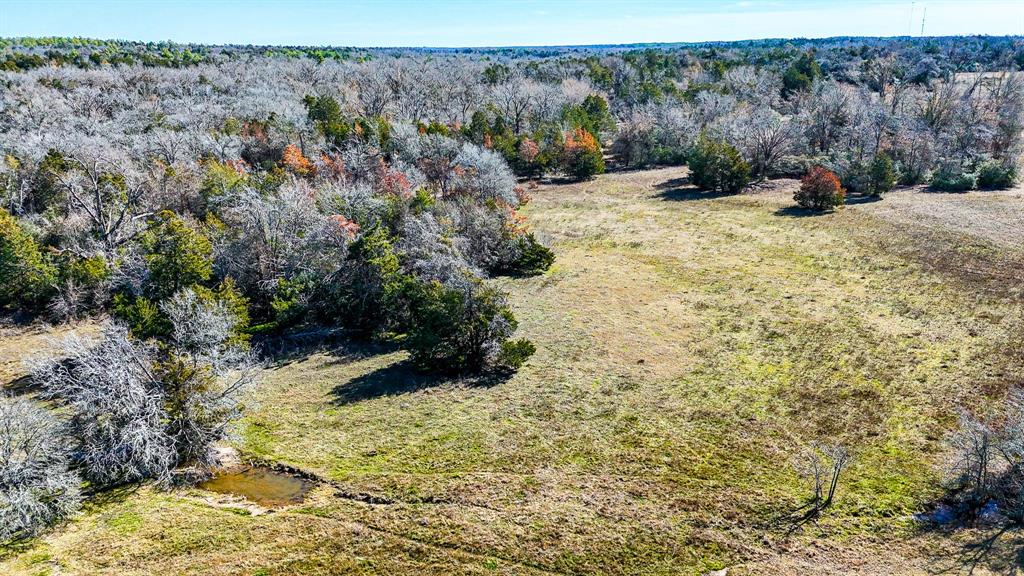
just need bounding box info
[789,441,851,528]
[795,166,845,211]
[0,395,81,541]
[688,136,750,194]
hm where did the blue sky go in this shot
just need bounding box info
[1,1,1023,47]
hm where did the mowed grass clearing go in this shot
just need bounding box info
[4,166,1024,575]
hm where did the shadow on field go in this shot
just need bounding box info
[258,329,407,372]
[773,206,831,218]
[655,177,690,190]
[844,194,883,205]
[331,357,512,405]
[657,187,737,202]
[916,524,1024,575]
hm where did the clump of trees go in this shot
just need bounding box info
[795,166,845,211]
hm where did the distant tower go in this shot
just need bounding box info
[920,6,927,36]
[908,2,915,36]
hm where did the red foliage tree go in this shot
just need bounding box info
[795,166,845,210]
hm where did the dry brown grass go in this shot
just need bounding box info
[4,167,1024,575]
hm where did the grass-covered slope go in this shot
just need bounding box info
[5,167,1024,575]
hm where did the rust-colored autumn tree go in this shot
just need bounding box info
[562,128,604,181]
[281,144,314,176]
[795,166,845,211]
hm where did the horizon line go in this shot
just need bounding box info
[4,32,1021,52]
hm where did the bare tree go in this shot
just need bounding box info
[737,108,795,179]
[490,70,534,135]
[50,152,154,257]
[0,395,81,541]
[31,324,175,485]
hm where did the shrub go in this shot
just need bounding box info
[688,137,751,194]
[930,168,976,192]
[868,152,898,196]
[0,208,55,310]
[441,198,519,275]
[507,233,555,276]
[562,128,605,181]
[496,338,536,371]
[795,166,845,210]
[770,155,830,179]
[0,395,81,541]
[406,275,528,374]
[838,158,870,194]
[976,160,1017,190]
[112,293,169,339]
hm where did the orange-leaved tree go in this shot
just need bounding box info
[562,128,604,181]
[795,166,845,211]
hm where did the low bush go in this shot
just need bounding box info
[688,137,751,194]
[795,166,845,210]
[496,338,536,371]
[769,155,830,179]
[506,233,555,276]
[976,160,1017,190]
[930,168,976,192]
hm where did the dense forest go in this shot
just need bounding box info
[2,33,1024,547]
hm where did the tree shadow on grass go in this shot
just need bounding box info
[0,482,143,561]
[845,194,883,205]
[657,187,737,202]
[773,205,832,218]
[919,525,1024,575]
[654,176,691,190]
[911,497,1024,575]
[330,357,513,405]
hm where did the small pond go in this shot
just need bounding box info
[199,466,314,507]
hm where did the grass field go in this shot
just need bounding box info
[4,167,1024,575]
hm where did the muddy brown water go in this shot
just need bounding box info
[199,466,314,507]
